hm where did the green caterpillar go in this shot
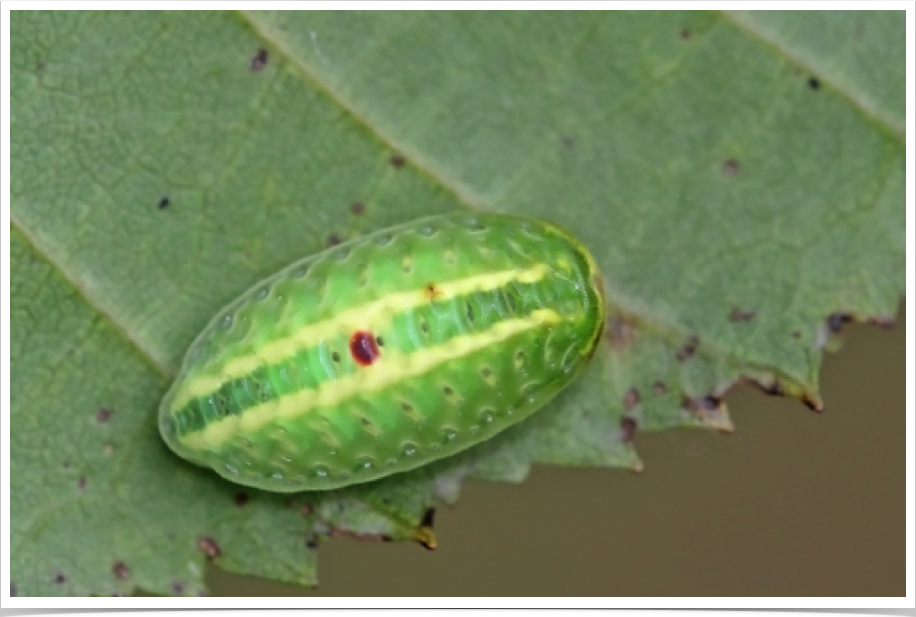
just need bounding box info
[159,212,606,492]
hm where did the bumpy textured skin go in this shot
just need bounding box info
[159,212,606,492]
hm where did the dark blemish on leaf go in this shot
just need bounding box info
[426,283,442,301]
[676,335,699,361]
[561,136,575,149]
[158,197,170,210]
[375,335,384,347]
[96,407,113,423]
[683,395,727,429]
[234,492,249,507]
[350,201,365,215]
[729,307,756,322]
[606,315,637,351]
[305,534,319,549]
[624,387,641,410]
[301,503,314,516]
[686,395,721,412]
[791,331,801,339]
[197,536,222,561]
[61,461,71,470]
[171,582,185,595]
[331,351,341,363]
[653,381,667,395]
[360,416,373,427]
[807,76,820,90]
[390,154,407,168]
[680,28,692,39]
[869,316,896,329]
[78,477,87,489]
[827,312,854,333]
[54,573,67,585]
[620,417,638,443]
[752,379,785,398]
[722,159,740,176]
[421,507,436,529]
[764,382,785,397]
[112,561,130,580]
[327,234,341,247]
[802,393,824,413]
[250,48,269,72]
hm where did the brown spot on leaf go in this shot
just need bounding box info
[171,582,185,595]
[802,393,824,413]
[112,561,130,580]
[305,534,320,549]
[620,417,638,443]
[791,331,801,339]
[653,381,668,395]
[420,507,436,530]
[54,573,67,585]
[722,158,740,176]
[868,315,896,329]
[729,307,756,322]
[96,408,113,423]
[350,201,365,215]
[606,315,637,351]
[103,443,115,456]
[760,380,785,397]
[158,197,170,210]
[676,335,699,361]
[77,477,87,489]
[680,28,692,39]
[686,395,720,411]
[197,536,222,561]
[683,395,732,432]
[807,76,820,90]
[624,387,641,410]
[827,312,854,333]
[250,48,269,71]
[561,136,575,149]
[327,234,341,247]
[390,154,406,168]
[234,492,249,507]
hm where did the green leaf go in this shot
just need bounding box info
[10,10,904,596]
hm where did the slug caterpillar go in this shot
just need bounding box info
[159,212,606,492]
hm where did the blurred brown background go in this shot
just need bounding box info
[206,302,905,596]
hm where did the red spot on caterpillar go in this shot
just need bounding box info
[425,283,442,301]
[350,330,381,366]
